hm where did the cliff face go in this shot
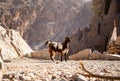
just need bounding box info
[25,0,93,50]
[0,0,93,51]
[1,0,120,55]
[70,0,120,54]
[90,0,120,53]
[0,0,42,36]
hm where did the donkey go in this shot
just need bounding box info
[45,37,71,62]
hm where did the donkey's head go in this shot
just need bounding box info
[64,37,71,44]
[45,41,49,46]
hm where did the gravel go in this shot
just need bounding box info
[2,57,120,81]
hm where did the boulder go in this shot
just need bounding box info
[30,49,65,60]
[92,52,120,60]
[71,74,88,81]
[69,49,91,60]
[69,48,120,60]
[115,36,120,45]
[31,49,50,60]
[69,49,103,60]
[0,26,33,60]
[91,50,102,60]
[104,54,120,60]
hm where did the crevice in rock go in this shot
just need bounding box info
[10,42,22,57]
[104,0,111,15]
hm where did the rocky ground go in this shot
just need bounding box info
[2,57,120,81]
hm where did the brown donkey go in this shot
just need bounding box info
[45,37,71,62]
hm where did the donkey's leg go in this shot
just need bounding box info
[50,54,54,62]
[52,51,55,62]
[64,53,67,61]
[49,49,55,62]
[61,53,63,62]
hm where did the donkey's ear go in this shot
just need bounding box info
[45,41,48,46]
[65,37,69,38]
[65,37,70,39]
[65,37,71,42]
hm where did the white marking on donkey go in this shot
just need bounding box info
[45,37,71,62]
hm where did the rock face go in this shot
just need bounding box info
[89,0,120,53]
[1,0,120,55]
[26,0,93,50]
[0,26,33,60]
[69,0,120,54]
[0,0,42,36]
[0,0,93,51]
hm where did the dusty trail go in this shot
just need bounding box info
[2,57,120,81]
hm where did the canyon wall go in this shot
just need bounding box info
[70,0,120,54]
[1,0,120,55]
[0,0,93,51]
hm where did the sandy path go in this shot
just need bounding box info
[2,57,120,81]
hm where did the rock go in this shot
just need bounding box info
[69,49,91,60]
[104,54,120,60]
[1,0,120,55]
[115,36,120,45]
[70,48,120,60]
[0,26,33,60]
[92,35,108,52]
[71,74,87,81]
[0,0,93,51]
[91,50,102,60]
[21,76,32,81]
[31,49,49,60]
[2,58,120,81]
[3,71,37,81]
[107,36,120,54]
[24,0,93,50]
[89,0,120,52]
[109,20,117,43]
[31,48,63,60]
[51,75,56,80]
[69,0,120,54]
[69,27,90,54]
[59,77,68,81]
